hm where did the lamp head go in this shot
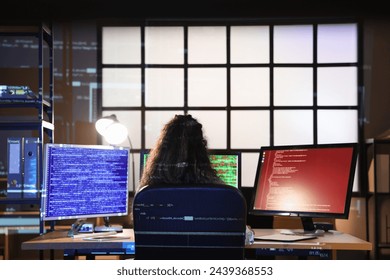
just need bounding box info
[95,114,128,145]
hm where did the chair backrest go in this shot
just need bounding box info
[132,184,247,260]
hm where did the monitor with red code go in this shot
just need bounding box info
[250,143,358,232]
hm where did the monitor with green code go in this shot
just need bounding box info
[140,150,241,188]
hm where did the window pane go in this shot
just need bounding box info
[230,26,270,63]
[188,68,227,106]
[231,68,270,106]
[102,68,142,107]
[317,110,358,144]
[274,110,314,145]
[145,26,184,64]
[102,27,140,64]
[318,67,358,106]
[188,111,227,149]
[318,23,358,63]
[188,26,226,64]
[231,110,270,149]
[145,68,184,107]
[274,25,313,63]
[242,152,260,187]
[145,111,184,148]
[274,67,313,106]
[101,110,142,149]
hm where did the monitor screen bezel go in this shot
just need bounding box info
[249,143,359,220]
[139,148,151,178]
[139,149,242,188]
[41,143,130,221]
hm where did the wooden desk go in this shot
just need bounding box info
[247,229,372,259]
[1,226,41,260]
[0,212,41,259]
[21,229,135,259]
[21,228,371,259]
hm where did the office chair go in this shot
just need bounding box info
[240,186,273,229]
[132,184,247,260]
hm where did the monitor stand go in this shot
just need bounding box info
[301,217,316,233]
[94,217,123,233]
[67,219,87,237]
[290,217,320,236]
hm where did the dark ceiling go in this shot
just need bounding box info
[2,0,389,23]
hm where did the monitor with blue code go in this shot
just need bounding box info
[41,144,130,222]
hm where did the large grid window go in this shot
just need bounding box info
[99,22,360,192]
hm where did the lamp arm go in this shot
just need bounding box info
[127,135,136,192]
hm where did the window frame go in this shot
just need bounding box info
[97,19,364,194]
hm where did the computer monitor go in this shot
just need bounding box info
[41,144,130,233]
[250,143,358,233]
[140,149,241,188]
[209,151,241,188]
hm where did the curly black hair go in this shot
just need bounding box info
[139,114,223,189]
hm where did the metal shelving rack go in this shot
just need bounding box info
[0,22,54,236]
[366,138,390,259]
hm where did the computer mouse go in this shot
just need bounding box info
[280,229,295,235]
[315,229,325,235]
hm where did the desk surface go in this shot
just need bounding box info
[21,229,135,251]
[21,228,372,252]
[248,229,372,251]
